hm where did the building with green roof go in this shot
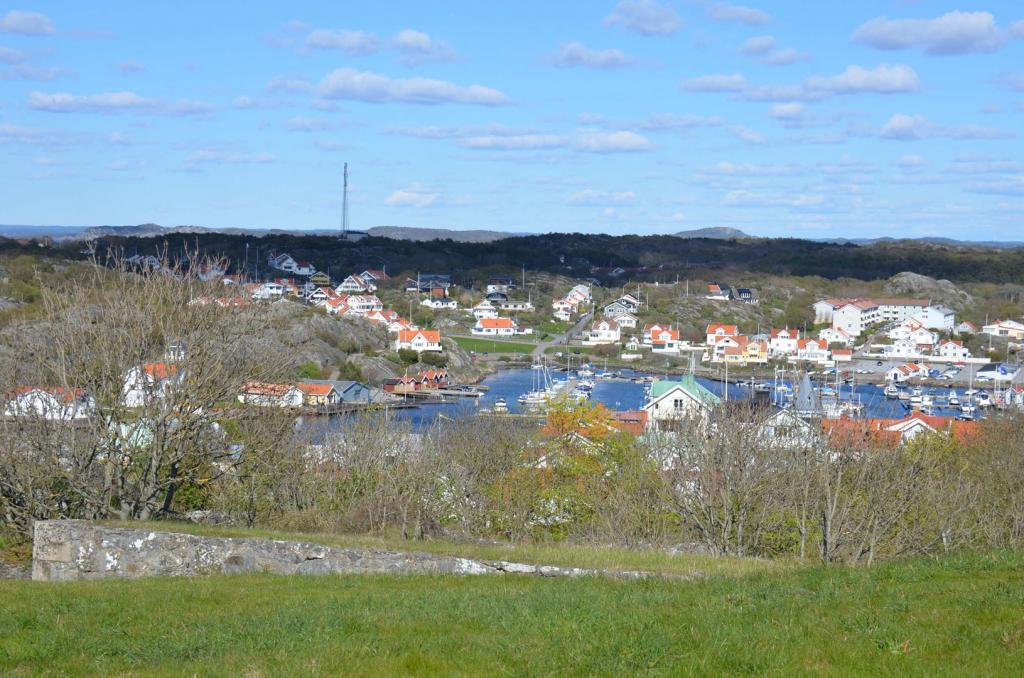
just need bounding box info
[642,375,721,430]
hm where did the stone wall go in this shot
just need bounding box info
[32,521,680,582]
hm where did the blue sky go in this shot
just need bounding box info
[1,1,1024,239]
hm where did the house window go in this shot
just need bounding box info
[673,398,685,410]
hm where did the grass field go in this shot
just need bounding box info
[2,548,1022,675]
[451,335,537,354]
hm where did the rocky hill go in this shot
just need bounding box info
[882,272,973,311]
[366,226,530,242]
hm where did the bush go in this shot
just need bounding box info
[398,348,420,365]
[420,352,448,367]
[297,361,325,379]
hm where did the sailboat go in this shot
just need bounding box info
[792,372,823,417]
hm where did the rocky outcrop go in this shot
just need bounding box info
[32,521,691,582]
[883,272,973,310]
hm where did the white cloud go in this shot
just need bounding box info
[568,189,636,205]
[741,35,775,54]
[806,63,919,94]
[700,161,792,176]
[740,35,807,65]
[386,185,439,207]
[604,0,684,36]
[706,3,770,26]
[723,190,824,207]
[392,29,457,66]
[304,29,380,55]
[188,149,274,165]
[0,64,67,81]
[966,176,1024,196]
[681,73,748,92]
[638,113,723,130]
[267,76,312,93]
[572,130,652,152]
[317,68,510,106]
[0,46,26,64]
[727,125,765,144]
[117,60,146,75]
[460,134,565,150]
[458,130,653,153]
[0,10,54,35]
[552,42,635,69]
[286,116,332,132]
[770,102,804,120]
[853,11,1006,55]
[897,154,927,169]
[881,113,1013,140]
[28,90,214,115]
[1011,20,1024,38]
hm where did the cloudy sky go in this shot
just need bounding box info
[2,2,1024,239]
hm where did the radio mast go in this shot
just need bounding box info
[341,162,349,238]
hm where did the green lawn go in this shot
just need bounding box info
[451,335,537,354]
[2,550,1022,675]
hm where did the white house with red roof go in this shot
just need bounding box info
[122,362,183,407]
[649,326,681,354]
[705,323,739,346]
[395,329,443,353]
[3,386,95,420]
[473,317,517,336]
[796,338,830,363]
[818,326,853,347]
[238,382,304,408]
[769,327,800,356]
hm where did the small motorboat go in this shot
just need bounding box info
[884,384,900,399]
[492,398,508,414]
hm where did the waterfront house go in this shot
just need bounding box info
[238,382,304,407]
[642,376,721,430]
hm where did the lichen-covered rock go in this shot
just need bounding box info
[31,521,696,582]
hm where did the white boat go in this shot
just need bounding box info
[884,384,900,399]
[947,389,960,406]
[975,391,993,407]
[492,398,508,414]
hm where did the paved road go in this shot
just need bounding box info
[532,311,593,357]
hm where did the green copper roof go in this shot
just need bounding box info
[649,375,722,407]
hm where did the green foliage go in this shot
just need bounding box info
[419,351,447,367]
[296,361,325,380]
[337,360,363,382]
[397,348,420,365]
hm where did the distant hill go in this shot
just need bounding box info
[672,227,750,240]
[819,236,1024,249]
[366,226,530,242]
